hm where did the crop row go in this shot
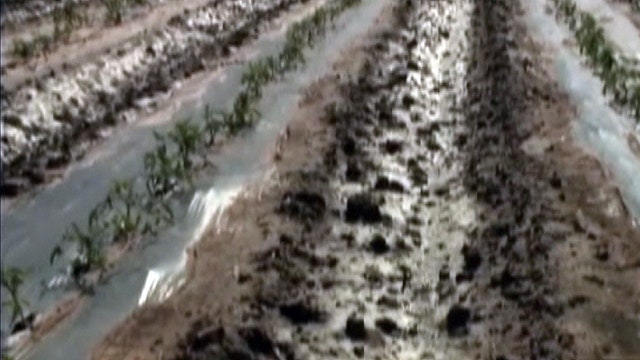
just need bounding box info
[554,0,640,124]
[1,0,362,340]
[11,0,147,61]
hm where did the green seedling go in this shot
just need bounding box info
[555,0,640,123]
[203,105,224,146]
[53,0,85,40]
[144,137,184,196]
[1,267,32,332]
[231,91,260,131]
[242,59,274,98]
[47,0,364,283]
[56,222,106,293]
[103,179,145,242]
[12,39,33,60]
[103,0,125,24]
[168,118,203,171]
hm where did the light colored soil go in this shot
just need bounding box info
[608,0,640,30]
[1,3,337,356]
[41,0,640,359]
[513,12,640,358]
[1,0,211,89]
[0,0,326,203]
[91,4,386,359]
[6,293,85,360]
[32,293,84,337]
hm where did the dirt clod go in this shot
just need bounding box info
[279,191,326,222]
[345,161,363,182]
[353,345,365,357]
[374,317,399,335]
[446,305,471,337]
[279,301,323,325]
[345,315,367,341]
[369,234,390,255]
[374,175,405,192]
[345,194,383,224]
[381,139,403,154]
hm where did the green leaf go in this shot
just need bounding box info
[50,245,63,265]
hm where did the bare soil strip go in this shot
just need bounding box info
[92,0,640,359]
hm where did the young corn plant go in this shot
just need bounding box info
[167,118,204,172]
[231,91,260,131]
[280,42,305,71]
[141,198,174,233]
[12,39,33,60]
[46,0,364,283]
[555,0,640,124]
[144,137,186,196]
[53,0,84,41]
[203,105,224,146]
[241,60,274,99]
[264,56,282,79]
[33,34,53,57]
[103,0,125,24]
[632,87,640,117]
[102,179,145,243]
[1,267,32,333]
[56,222,106,293]
[310,9,328,35]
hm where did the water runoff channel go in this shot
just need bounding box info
[0,0,391,358]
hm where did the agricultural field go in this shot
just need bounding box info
[1,0,639,359]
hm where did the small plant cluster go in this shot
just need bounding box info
[103,0,146,25]
[53,0,86,40]
[46,0,362,293]
[555,0,640,123]
[11,0,85,60]
[11,0,148,61]
[1,267,31,333]
[2,0,361,342]
[11,35,52,60]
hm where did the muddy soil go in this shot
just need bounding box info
[91,0,640,359]
[461,0,640,358]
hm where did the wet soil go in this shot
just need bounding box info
[93,0,640,358]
